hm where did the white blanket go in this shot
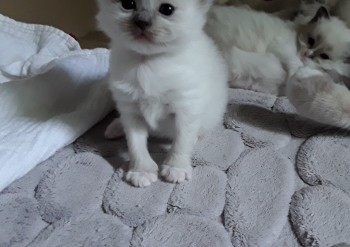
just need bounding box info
[0,14,113,190]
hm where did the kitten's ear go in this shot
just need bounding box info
[198,0,214,14]
[310,7,330,23]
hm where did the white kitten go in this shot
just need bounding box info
[205,5,350,96]
[205,5,303,96]
[96,0,228,187]
[297,8,350,83]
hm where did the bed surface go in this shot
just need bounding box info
[2,89,350,247]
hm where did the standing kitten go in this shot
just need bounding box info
[96,0,228,187]
[205,5,350,96]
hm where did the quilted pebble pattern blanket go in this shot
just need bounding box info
[1,89,350,247]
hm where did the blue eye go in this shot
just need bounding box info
[159,3,175,16]
[121,0,136,10]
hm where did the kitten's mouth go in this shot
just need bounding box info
[133,31,153,43]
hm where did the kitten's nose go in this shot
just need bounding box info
[134,19,151,31]
[304,50,312,58]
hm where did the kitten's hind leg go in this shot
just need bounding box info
[104,118,125,139]
[161,113,199,183]
[122,114,158,187]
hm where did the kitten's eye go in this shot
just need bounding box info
[319,53,330,60]
[308,37,315,47]
[159,3,175,16]
[121,0,136,10]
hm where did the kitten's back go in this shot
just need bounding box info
[205,6,295,54]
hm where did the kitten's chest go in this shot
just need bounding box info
[117,65,172,128]
[120,61,167,95]
[137,91,171,130]
[139,96,170,129]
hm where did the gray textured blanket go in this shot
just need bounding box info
[1,89,350,247]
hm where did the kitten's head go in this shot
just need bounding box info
[297,7,350,78]
[96,0,213,55]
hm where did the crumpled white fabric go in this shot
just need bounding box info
[0,14,113,190]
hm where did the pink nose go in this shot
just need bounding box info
[303,50,311,57]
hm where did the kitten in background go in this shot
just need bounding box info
[208,1,350,129]
[276,0,350,129]
[205,5,350,96]
[296,6,350,85]
[206,5,298,95]
[96,0,228,187]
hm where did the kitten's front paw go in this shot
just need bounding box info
[104,118,124,139]
[161,165,192,183]
[125,171,158,187]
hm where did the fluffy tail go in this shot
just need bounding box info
[287,67,350,129]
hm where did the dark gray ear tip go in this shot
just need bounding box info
[317,6,330,19]
[310,6,330,23]
[319,6,329,13]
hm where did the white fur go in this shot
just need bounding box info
[300,17,350,78]
[97,0,228,187]
[205,5,350,96]
[205,6,303,96]
[287,67,350,129]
